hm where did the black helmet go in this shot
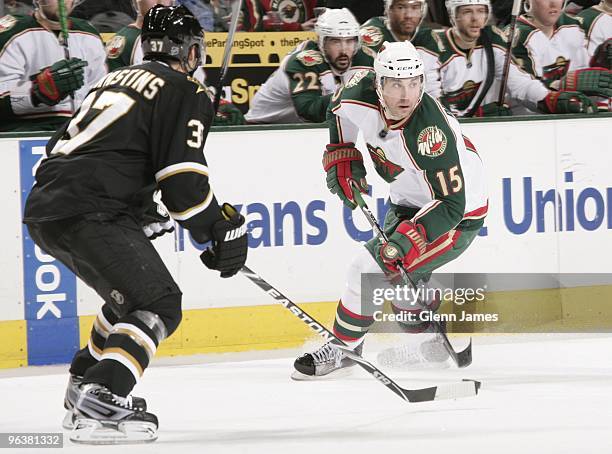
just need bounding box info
[141,5,204,74]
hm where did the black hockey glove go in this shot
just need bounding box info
[142,201,175,240]
[200,204,248,278]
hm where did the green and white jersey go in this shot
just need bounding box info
[0,14,107,127]
[420,26,548,115]
[105,25,206,83]
[245,39,372,123]
[329,70,488,240]
[512,13,590,86]
[105,24,142,72]
[359,16,441,97]
[578,5,612,60]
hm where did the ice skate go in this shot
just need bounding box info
[69,383,158,445]
[62,375,147,430]
[292,341,363,380]
[376,333,451,369]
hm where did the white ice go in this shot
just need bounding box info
[1,334,611,454]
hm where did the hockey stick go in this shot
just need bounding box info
[215,0,242,112]
[350,183,473,368]
[240,265,480,403]
[177,0,243,112]
[57,0,76,113]
[497,0,523,105]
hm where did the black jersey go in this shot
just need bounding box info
[24,61,222,243]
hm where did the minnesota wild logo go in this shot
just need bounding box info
[417,126,447,158]
[366,143,404,182]
[297,49,323,66]
[271,0,306,23]
[0,15,17,33]
[441,80,481,112]
[105,35,126,59]
[542,56,570,84]
[345,70,369,89]
[360,26,384,48]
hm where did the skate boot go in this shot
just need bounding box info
[69,383,158,445]
[292,341,363,380]
[376,333,451,369]
[62,375,147,430]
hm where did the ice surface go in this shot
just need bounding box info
[1,334,611,454]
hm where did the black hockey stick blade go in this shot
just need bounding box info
[336,345,480,402]
[434,321,472,368]
[240,265,480,403]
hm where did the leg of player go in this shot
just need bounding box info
[292,248,379,380]
[27,214,181,444]
[376,280,451,370]
[375,226,481,369]
[62,305,147,430]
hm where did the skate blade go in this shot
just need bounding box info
[69,418,157,445]
[62,410,74,430]
[290,367,353,381]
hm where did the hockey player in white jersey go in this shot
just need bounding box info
[512,0,611,107]
[578,0,611,69]
[421,0,602,116]
[293,41,488,378]
[0,0,107,131]
[244,8,371,124]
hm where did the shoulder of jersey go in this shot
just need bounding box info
[413,26,447,53]
[577,6,601,21]
[360,16,387,52]
[351,48,374,68]
[285,40,328,72]
[513,16,542,47]
[515,15,539,36]
[558,12,583,27]
[69,16,102,36]
[577,6,602,30]
[106,25,140,60]
[333,69,378,108]
[424,28,455,62]
[485,25,510,47]
[0,14,39,49]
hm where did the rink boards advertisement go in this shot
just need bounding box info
[1,115,611,367]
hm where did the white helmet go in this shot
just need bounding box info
[374,40,424,84]
[314,8,360,52]
[374,41,425,119]
[445,0,491,26]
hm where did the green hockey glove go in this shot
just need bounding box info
[322,143,367,210]
[539,91,598,114]
[31,58,88,106]
[558,67,612,98]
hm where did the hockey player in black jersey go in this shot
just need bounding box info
[22,5,248,445]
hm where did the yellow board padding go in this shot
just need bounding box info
[100,31,317,68]
[0,319,27,369]
[77,301,337,358]
[450,285,612,333]
[5,284,610,370]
